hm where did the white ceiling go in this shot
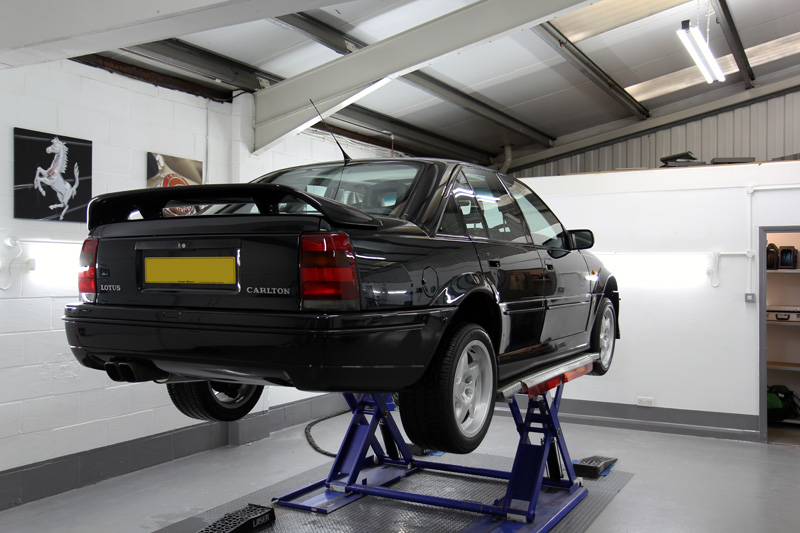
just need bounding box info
[6,0,800,172]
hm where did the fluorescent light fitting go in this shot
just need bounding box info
[677,27,713,83]
[677,20,725,84]
[689,26,725,82]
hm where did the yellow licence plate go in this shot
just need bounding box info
[145,256,237,285]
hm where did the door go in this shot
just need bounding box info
[457,167,550,381]
[505,178,593,351]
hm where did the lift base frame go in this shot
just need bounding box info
[276,356,597,532]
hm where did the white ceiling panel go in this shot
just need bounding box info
[354,79,442,116]
[554,0,690,42]
[180,20,302,66]
[422,30,569,94]
[510,85,634,138]
[312,0,482,44]
[254,42,340,78]
[727,0,800,46]
[180,20,340,78]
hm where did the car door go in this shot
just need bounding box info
[456,166,551,382]
[505,178,593,353]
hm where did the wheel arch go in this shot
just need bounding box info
[446,290,502,361]
[600,274,620,338]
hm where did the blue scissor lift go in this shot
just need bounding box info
[276,353,599,532]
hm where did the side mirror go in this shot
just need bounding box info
[570,229,594,250]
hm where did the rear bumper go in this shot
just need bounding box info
[63,304,455,391]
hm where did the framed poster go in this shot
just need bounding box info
[13,128,92,222]
[146,152,203,217]
[146,153,203,188]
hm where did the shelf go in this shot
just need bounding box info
[777,418,800,426]
[767,320,800,327]
[767,270,800,274]
[767,361,800,371]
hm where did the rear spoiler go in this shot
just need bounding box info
[87,183,380,231]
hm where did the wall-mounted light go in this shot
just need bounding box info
[0,236,23,291]
[676,19,725,84]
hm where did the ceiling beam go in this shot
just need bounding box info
[508,75,800,173]
[71,53,234,101]
[0,0,343,69]
[254,0,591,153]
[122,39,281,91]
[312,123,426,158]
[274,13,364,55]
[276,13,555,146]
[709,0,755,89]
[336,106,494,164]
[532,22,650,120]
[402,72,554,146]
[90,36,488,161]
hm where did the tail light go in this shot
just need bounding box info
[300,233,360,312]
[78,238,99,303]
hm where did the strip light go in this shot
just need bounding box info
[676,20,725,83]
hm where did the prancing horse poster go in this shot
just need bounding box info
[13,128,92,223]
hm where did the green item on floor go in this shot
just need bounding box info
[767,385,800,421]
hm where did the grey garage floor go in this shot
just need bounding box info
[1,408,799,533]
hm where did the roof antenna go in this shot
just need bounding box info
[309,99,351,164]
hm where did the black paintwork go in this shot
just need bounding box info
[63,158,619,392]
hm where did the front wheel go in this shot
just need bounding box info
[399,323,496,454]
[167,381,263,422]
[590,297,616,376]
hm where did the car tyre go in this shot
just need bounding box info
[399,323,496,454]
[167,381,263,422]
[590,297,616,376]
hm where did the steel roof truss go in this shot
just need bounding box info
[253,0,589,153]
[532,22,650,120]
[709,0,755,89]
[122,39,281,91]
[277,12,555,146]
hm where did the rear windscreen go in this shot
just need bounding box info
[259,161,423,217]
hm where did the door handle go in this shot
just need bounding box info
[486,253,500,268]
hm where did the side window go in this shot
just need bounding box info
[462,168,529,243]
[438,194,467,236]
[507,179,568,248]
[444,172,489,238]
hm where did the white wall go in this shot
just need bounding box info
[522,161,800,416]
[0,59,392,471]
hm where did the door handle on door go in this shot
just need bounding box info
[488,259,501,268]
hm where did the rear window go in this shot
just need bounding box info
[260,161,423,216]
[142,161,425,219]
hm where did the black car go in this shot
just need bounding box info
[64,158,619,453]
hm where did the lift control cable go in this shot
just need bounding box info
[304,409,349,457]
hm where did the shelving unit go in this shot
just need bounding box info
[766,361,800,371]
[765,233,800,441]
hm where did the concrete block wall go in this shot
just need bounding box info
[0,59,392,472]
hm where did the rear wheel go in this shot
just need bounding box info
[167,381,263,422]
[590,297,616,376]
[399,323,496,454]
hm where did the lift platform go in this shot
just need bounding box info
[276,352,599,532]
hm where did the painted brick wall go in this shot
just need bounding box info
[0,60,393,471]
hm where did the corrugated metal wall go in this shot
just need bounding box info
[515,90,800,178]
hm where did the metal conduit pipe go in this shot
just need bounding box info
[708,184,800,293]
[499,145,513,174]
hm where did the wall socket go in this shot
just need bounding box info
[744,293,756,303]
[636,396,655,407]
